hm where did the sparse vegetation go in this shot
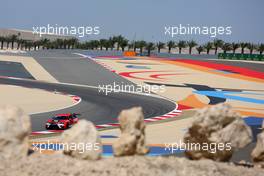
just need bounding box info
[0,34,263,59]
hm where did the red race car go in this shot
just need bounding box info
[45,113,80,130]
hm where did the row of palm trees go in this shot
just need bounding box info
[0,34,264,55]
[157,40,264,55]
[78,37,264,55]
[0,34,78,51]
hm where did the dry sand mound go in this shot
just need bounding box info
[1,154,263,176]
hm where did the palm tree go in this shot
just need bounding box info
[128,42,134,51]
[53,40,58,49]
[33,41,39,50]
[221,43,232,54]
[16,39,23,50]
[45,41,53,50]
[0,36,5,49]
[55,39,64,49]
[40,38,50,49]
[28,41,34,51]
[177,40,186,54]
[5,36,12,49]
[145,42,156,56]
[133,41,140,52]
[19,39,26,50]
[84,41,90,50]
[112,36,118,50]
[36,40,42,50]
[10,34,18,49]
[113,35,126,51]
[68,38,78,49]
[108,37,115,50]
[240,42,248,54]
[138,40,147,54]
[75,42,84,49]
[89,40,100,50]
[231,42,240,54]
[120,39,129,51]
[196,46,204,54]
[23,40,28,50]
[35,40,42,50]
[167,41,175,53]
[63,39,68,49]
[99,39,107,50]
[257,44,264,55]
[104,40,112,51]
[203,42,213,54]
[63,39,70,49]
[24,40,33,51]
[247,43,256,54]
[213,39,224,54]
[187,40,197,54]
[156,42,165,53]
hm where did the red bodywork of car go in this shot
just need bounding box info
[45,113,79,130]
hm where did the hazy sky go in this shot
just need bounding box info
[0,0,263,43]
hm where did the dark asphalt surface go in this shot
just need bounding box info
[29,50,132,86]
[204,60,264,72]
[0,77,175,131]
[0,60,35,79]
[155,52,264,72]
[1,50,263,73]
[0,50,175,131]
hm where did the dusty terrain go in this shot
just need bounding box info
[1,154,263,176]
[0,85,75,114]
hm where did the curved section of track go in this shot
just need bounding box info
[0,77,176,131]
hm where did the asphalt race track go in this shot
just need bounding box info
[0,77,175,132]
[29,50,131,86]
[0,60,35,79]
[0,51,177,131]
[1,50,263,135]
[204,60,264,72]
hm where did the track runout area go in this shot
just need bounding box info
[0,77,176,131]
